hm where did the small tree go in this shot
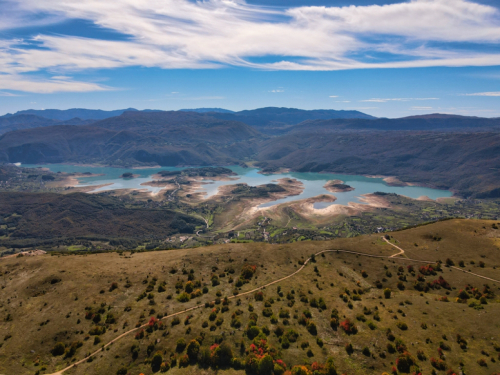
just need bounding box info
[151,352,163,372]
[186,339,200,361]
[258,354,274,375]
[384,288,392,299]
[176,338,186,352]
[51,342,65,356]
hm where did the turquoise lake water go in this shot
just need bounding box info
[22,164,453,208]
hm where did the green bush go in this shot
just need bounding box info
[258,354,274,375]
[177,292,190,302]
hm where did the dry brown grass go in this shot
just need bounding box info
[1,219,499,375]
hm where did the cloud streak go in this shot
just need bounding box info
[1,0,500,93]
[361,98,440,103]
[463,91,500,96]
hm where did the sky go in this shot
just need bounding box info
[0,0,499,118]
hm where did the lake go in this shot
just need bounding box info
[21,164,453,208]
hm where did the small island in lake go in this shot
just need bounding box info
[120,172,138,179]
[323,180,355,193]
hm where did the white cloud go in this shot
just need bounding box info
[361,98,440,103]
[335,100,351,103]
[1,0,500,92]
[463,91,500,96]
[0,74,111,93]
[329,95,338,98]
[410,106,433,110]
[269,89,284,93]
[0,91,21,96]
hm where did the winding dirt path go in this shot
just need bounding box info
[382,236,406,258]
[47,245,499,375]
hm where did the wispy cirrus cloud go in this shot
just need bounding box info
[0,0,500,93]
[463,91,500,96]
[361,98,440,103]
[0,74,111,93]
[410,106,434,110]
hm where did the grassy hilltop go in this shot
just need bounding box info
[1,219,500,375]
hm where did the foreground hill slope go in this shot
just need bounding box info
[1,219,499,375]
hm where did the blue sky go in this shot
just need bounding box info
[1,0,500,118]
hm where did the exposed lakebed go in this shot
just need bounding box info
[22,164,453,208]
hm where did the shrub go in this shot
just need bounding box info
[246,326,260,339]
[340,319,357,335]
[384,288,392,299]
[367,321,376,330]
[477,358,487,366]
[330,318,339,330]
[64,341,83,358]
[51,342,65,356]
[396,351,415,372]
[362,347,370,356]
[258,354,274,375]
[431,357,447,370]
[417,350,426,361]
[254,291,264,301]
[285,328,299,343]
[241,264,257,279]
[116,367,128,375]
[109,282,118,292]
[345,343,354,354]
[176,338,186,352]
[279,309,290,319]
[211,342,233,367]
[160,361,170,372]
[152,352,163,371]
[307,321,317,335]
[177,292,190,302]
[178,354,189,367]
[397,322,408,331]
[262,308,273,317]
[186,339,200,360]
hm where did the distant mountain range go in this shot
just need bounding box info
[1,109,500,198]
[1,108,144,121]
[0,107,376,135]
[289,114,500,133]
[178,108,235,113]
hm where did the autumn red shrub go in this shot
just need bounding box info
[419,264,437,276]
[241,264,257,279]
[340,319,357,335]
[135,329,144,340]
[430,357,447,370]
